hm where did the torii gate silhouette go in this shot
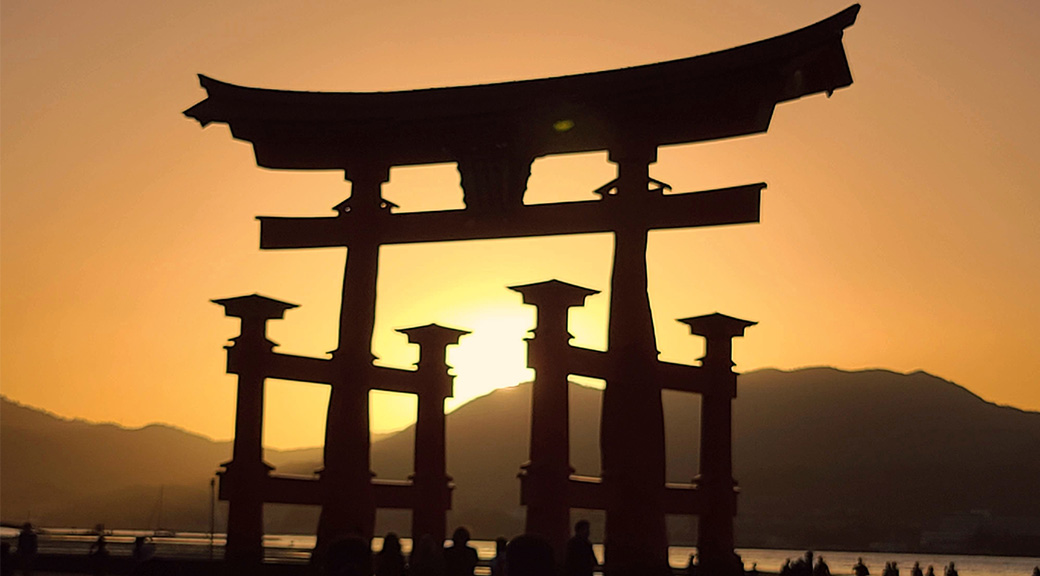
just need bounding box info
[512,280,754,576]
[187,5,858,574]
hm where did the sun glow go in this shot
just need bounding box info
[365,301,538,438]
[443,305,536,411]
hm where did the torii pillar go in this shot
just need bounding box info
[213,294,297,569]
[397,324,470,544]
[317,163,390,549]
[510,280,599,557]
[601,143,671,576]
[679,313,755,576]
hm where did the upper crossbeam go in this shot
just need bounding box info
[258,184,763,249]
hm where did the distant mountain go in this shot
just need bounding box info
[730,369,1040,552]
[0,398,315,531]
[3,368,1038,554]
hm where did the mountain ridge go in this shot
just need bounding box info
[2,367,1038,554]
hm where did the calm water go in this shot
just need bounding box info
[3,529,1036,576]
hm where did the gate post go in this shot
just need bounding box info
[397,324,470,544]
[679,313,755,576]
[511,280,599,557]
[213,294,296,569]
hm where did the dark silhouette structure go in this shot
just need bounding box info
[187,5,857,574]
[213,295,466,568]
[512,281,755,575]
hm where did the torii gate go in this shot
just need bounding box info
[512,280,754,576]
[186,5,858,574]
[211,294,466,568]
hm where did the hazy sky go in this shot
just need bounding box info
[2,0,1038,450]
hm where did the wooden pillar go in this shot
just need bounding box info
[213,295,297,570]
[601,143,671,576]
[397,324,470,545]
[318,163,390,551]
[510,280,599,558]
[679,314,755,576]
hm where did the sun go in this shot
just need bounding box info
[442,305,536,411]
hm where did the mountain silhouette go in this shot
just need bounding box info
[2,368,1038,553]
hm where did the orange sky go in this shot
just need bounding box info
[2,0,1038,450]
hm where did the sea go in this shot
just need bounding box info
[2,528,1037,576]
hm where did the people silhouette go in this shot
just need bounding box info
[409,534,446,576]
[925,566,935,576]
[911,562,923,576]
[374,533,406,576]
[323,536,372,576]
[16,523,38,575]
[813,556,831,576]
[793,551,814,576]
[489,537,508,576]
[944,563,958,576]
[853,558,870,576]
[444,527,479,576]
[565,520,598,576]
[505,534,555,576]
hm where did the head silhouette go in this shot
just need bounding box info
[575,519,590,540]
[452,526,471,546]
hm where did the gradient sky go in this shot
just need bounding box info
[2,0,1038,450]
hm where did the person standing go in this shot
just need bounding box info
[374,533,406,576]
[564,520,598,576]
[489,537,508,576]
[853,558,870,576]
[444,527,478,576]
[813,556,830,576]
[506,534,554,576]
[410,534,446,576]
[16,523,38,576]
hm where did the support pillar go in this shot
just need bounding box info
[601,143,671,576]
[397,324,470,544]
[317,163,390,551]
[213,295,297,570]
[510,280,599,558]
[679,314,755,576]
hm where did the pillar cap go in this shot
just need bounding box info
[508,279,599,307]
[212,294,298,319]
[678,313,756,338]
[397,323,471,345]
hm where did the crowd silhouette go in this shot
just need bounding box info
[768,554,976,576]
[778,550,829,576]
[312,522,597,576]
[6,522,1038,576]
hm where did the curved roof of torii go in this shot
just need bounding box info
[184,4,859,170]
